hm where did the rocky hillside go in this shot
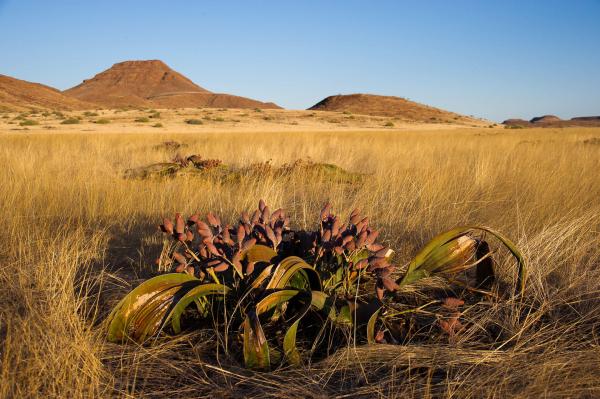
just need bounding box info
[308,93,482,124]
[64,60,280,109]
[0,74,92,111]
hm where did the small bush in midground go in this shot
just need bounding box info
[83,111,98,117]
[152,123,163,128]
[185,119,203,125]
[135,117,149,123]
[19,119,39,126]
[384,121,395,127]
[94,119,110,124]
[61,118,80,125]
[107,200,525,370]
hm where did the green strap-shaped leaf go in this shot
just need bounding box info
[131,285,187,341]
[107,273,199,342]
[243,309,270,370]
[400,226,527,296]
[267,256,321,291]
[311,291,337,320]
[282,291,319,366]
[337,304,353,325]
[367,308,381,344]
[167,283,230,334]
[283,318,303,365]
[266,257,302,287]
[248,264,274,290]
[256,289,299,314]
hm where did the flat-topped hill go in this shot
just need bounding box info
[64,60,280,109]
[308,93,481,124]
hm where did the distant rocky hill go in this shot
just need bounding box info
[529,115,561,124]
[308,93,483,124]
[64,60,280,109]
[0,74,92,111]
[503,114,600,127]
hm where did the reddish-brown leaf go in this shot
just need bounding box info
[355,217,369,233]
[162,218,174,234]
[175,213,185,234]
[187,214,200,225]
[251,210,260,224]
[237,224,246,245]
[206,242,220,257]
[213,262,229,272]
[442,297,465,310]
[376,283,385,300]
[265,225,277,246]
[381,277,399,291]
[354,259,369,270]
[240,211,250,224]
[207,212,220,227]
[365,230,379,245]
[356,230,368,247]
[320,202,331,221]
[245,261,255,275]
[261,206,271,223]
[242,238,257,252]
[367,243,384,252]
[344,238,357,251]
[173,252,187,264]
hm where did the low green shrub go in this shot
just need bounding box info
[19,119,39,126]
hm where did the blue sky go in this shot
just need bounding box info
[0,0,599,121]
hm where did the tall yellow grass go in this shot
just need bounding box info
[1,127,599,398]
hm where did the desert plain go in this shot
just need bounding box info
[1,102,599,398]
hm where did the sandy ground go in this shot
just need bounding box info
[0,107,494,135]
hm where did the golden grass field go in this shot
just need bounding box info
[1,109,599,398]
